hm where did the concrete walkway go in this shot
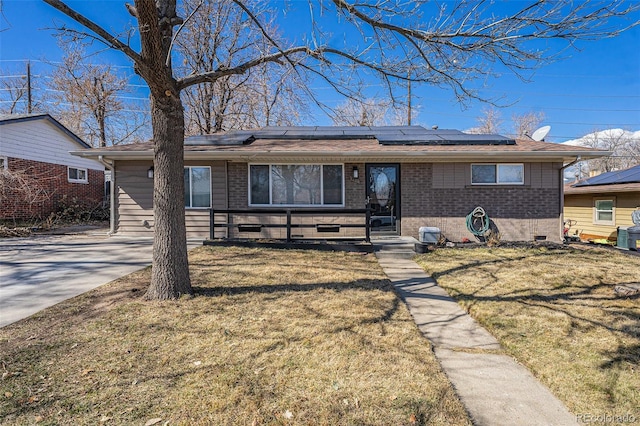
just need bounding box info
[373,237,578,426]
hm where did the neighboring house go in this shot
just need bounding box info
[0,114,105,221]
[70,126,606,242]
[564,165,640,242]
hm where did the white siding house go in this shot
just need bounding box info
[0,114,105,220]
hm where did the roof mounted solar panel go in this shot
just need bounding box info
[377,130,515,146]
[253,126,378,140]
[185,131,254,145]
[184,126,516,146]
[573,164,640,187]
[437,133,516,145]
[376,134,446,145]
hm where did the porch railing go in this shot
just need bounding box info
[209,208,371,243]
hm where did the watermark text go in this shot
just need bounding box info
[577,413,637,424]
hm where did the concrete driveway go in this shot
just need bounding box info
[0,231,200,328]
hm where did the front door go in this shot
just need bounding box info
[366,164,400,234]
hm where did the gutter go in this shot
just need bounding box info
[98,155,116,235]
[72,149,610,162]
[558,156,583,242]
[561,155,583,171]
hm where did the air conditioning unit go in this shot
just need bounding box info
[419,227,441,244]
[617,227,629,249]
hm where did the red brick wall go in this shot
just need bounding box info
[0,157,105,221]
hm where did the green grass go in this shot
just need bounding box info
[415,245,640,418]
[1,246,470,425]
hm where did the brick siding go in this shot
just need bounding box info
[0,157,105,221]
[228,162,248,209]
[400,163,562,242]
[225,161,562,242]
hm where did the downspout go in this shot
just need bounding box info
[559,156,581,241]
[98,155,116,235]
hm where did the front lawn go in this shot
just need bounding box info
[1,246,470,425]
[416,245,640,419]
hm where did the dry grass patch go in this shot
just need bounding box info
[1,246,470,425]
[416,245,640,418]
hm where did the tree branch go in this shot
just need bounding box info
[177,46,310,89]
[43,0,143,66]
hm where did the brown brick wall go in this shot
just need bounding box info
[0,157,105,221]
[344,162,366,208]
[226,162,367,238]
[228,162,248,209]
[400,163,562,242]
[224,161,562,242]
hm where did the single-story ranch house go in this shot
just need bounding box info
[564,164,640,244]
[70,126,606,242]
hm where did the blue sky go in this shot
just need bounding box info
[0,0,638,142]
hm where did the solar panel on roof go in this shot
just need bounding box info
[185,125,516,146]
[185,132,254,145]
[377,131,515,146]
[573,165,640,187]
[376,135,445,144]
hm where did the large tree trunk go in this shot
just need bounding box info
[145,92,193,300]
[132,0,192,300]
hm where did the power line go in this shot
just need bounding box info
[422,110,640,127]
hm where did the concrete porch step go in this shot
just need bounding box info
[372,236,419,260]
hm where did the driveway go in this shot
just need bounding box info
[0,232,200,328]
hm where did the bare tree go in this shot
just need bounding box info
[512,111,545,139]
[43,0,639,300]
[48,40,149,147]
[0,71,28,114]
[0,63,44,114]
[331,98,407,126]
[580,129,640,174]
[332,98,390,126]
[243,64,309,128]
[467,107,503,134]
[177,0,307,134]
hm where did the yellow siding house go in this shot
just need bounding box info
[564,165,640,244]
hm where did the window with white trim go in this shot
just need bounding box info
[184,166,211,208]
[594,198,615,225]
[471,164,524,185]
[68,167,88,183]
[249,164,344,206]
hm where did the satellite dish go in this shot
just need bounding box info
[531,125,551,141]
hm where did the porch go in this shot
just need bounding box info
[207,207,377,243]
[205,206,418,254]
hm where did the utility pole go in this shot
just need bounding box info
[407,69,412,125]
[27,61,32,114]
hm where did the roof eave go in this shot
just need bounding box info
[1,114,92,149]
[71,149,610,162]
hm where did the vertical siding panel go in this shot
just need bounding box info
[432,163,444,189]
[115,160,154,235]
[529,163,541,188]
[540,163,554,188]
[454,163,466,188]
